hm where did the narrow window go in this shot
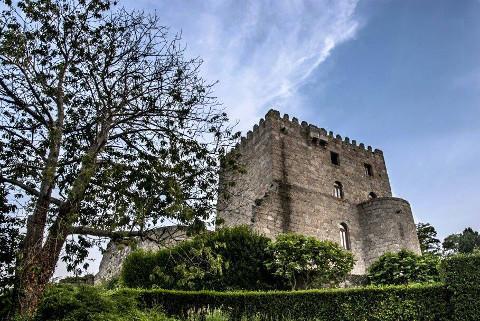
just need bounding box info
[340,223,351,250]
[364,163,373,177]
[333,181,343,199]
[330,151,340,165]
[368,192,377,199]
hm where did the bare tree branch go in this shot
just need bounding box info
[0,177,63,206]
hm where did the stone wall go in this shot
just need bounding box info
[97,109,422,281]
[358,197,421,268]
[267,109,392,204]
[95,226,186,284]
[217,109,421,274]
[217,116,274,227]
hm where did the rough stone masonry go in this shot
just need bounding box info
[96,109,421,282]
[217,109,421,274]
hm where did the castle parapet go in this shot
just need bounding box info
[233,109,384,156]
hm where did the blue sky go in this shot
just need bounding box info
[128,0,479,239]
[57,0,480,276]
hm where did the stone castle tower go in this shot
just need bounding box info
[217,109,421,274]
[95,109,422,282]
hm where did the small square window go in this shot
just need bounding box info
[364,163,373,177]
[330,152,340,165]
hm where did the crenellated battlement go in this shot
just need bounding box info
[98,108,419,281]
[217,108,419,275]
[233,109,383,156]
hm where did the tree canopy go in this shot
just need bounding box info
[443,227,480,255]
[367,249,440,286]
[416,222,441,255]
[265,233,354,290]
[0,0,237,316]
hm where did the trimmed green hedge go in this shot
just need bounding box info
[118,283,449,321]
[441,253,480,321]
[31,253,480,321]
[440,252,480,288]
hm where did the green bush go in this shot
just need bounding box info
[130,284,449,321]
[440,252,480,288]
[440,253,480,321]
[121,249,160,289]
[35,285,119,321]
[34,285,177,321]
[32,253,480,321]
[265,233,354,289]
[122,226,280,290]
[367,249,440,285]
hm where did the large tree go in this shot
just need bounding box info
[443,227,480,255]
[0,0,236,317]
[416,222,441,255]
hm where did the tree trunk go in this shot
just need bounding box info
[12,126,108,318]
[13,208,69,318]
[12,129,63,318]
[14,246,61,318]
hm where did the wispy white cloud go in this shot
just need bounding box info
[139,0,361,130]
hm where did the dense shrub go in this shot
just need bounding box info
[33,285,179,321]
[265,233,354,289]
[35,285,124,321]
[32,284,451,321]
[122,226,281,290]
[367,249,440,285]
[121,249,161,289]
[131,284,449,321]
[440,253,480,321]
[32,253,480,321]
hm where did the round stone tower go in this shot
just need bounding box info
[358,197,421,269]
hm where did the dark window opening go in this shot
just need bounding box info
[368,192,377,199]
[333,181,343,199]
[331,151,340,165]
[364,163,373,177]
[398,223,405,238]
[340,223,351,250]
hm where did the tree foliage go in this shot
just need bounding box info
[0,0,237,315]
[121,226,279,291]
[265,233,355,290]
[0,185,23,295]
[367,249,440,285]
[443,227,480,255]
[416,222,441,255]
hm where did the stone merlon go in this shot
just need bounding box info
[217,109,421,274]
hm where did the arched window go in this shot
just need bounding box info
[364,163,373,177]
[368,192,377,199]
[340,223,351,250]
[333,181,343,199]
